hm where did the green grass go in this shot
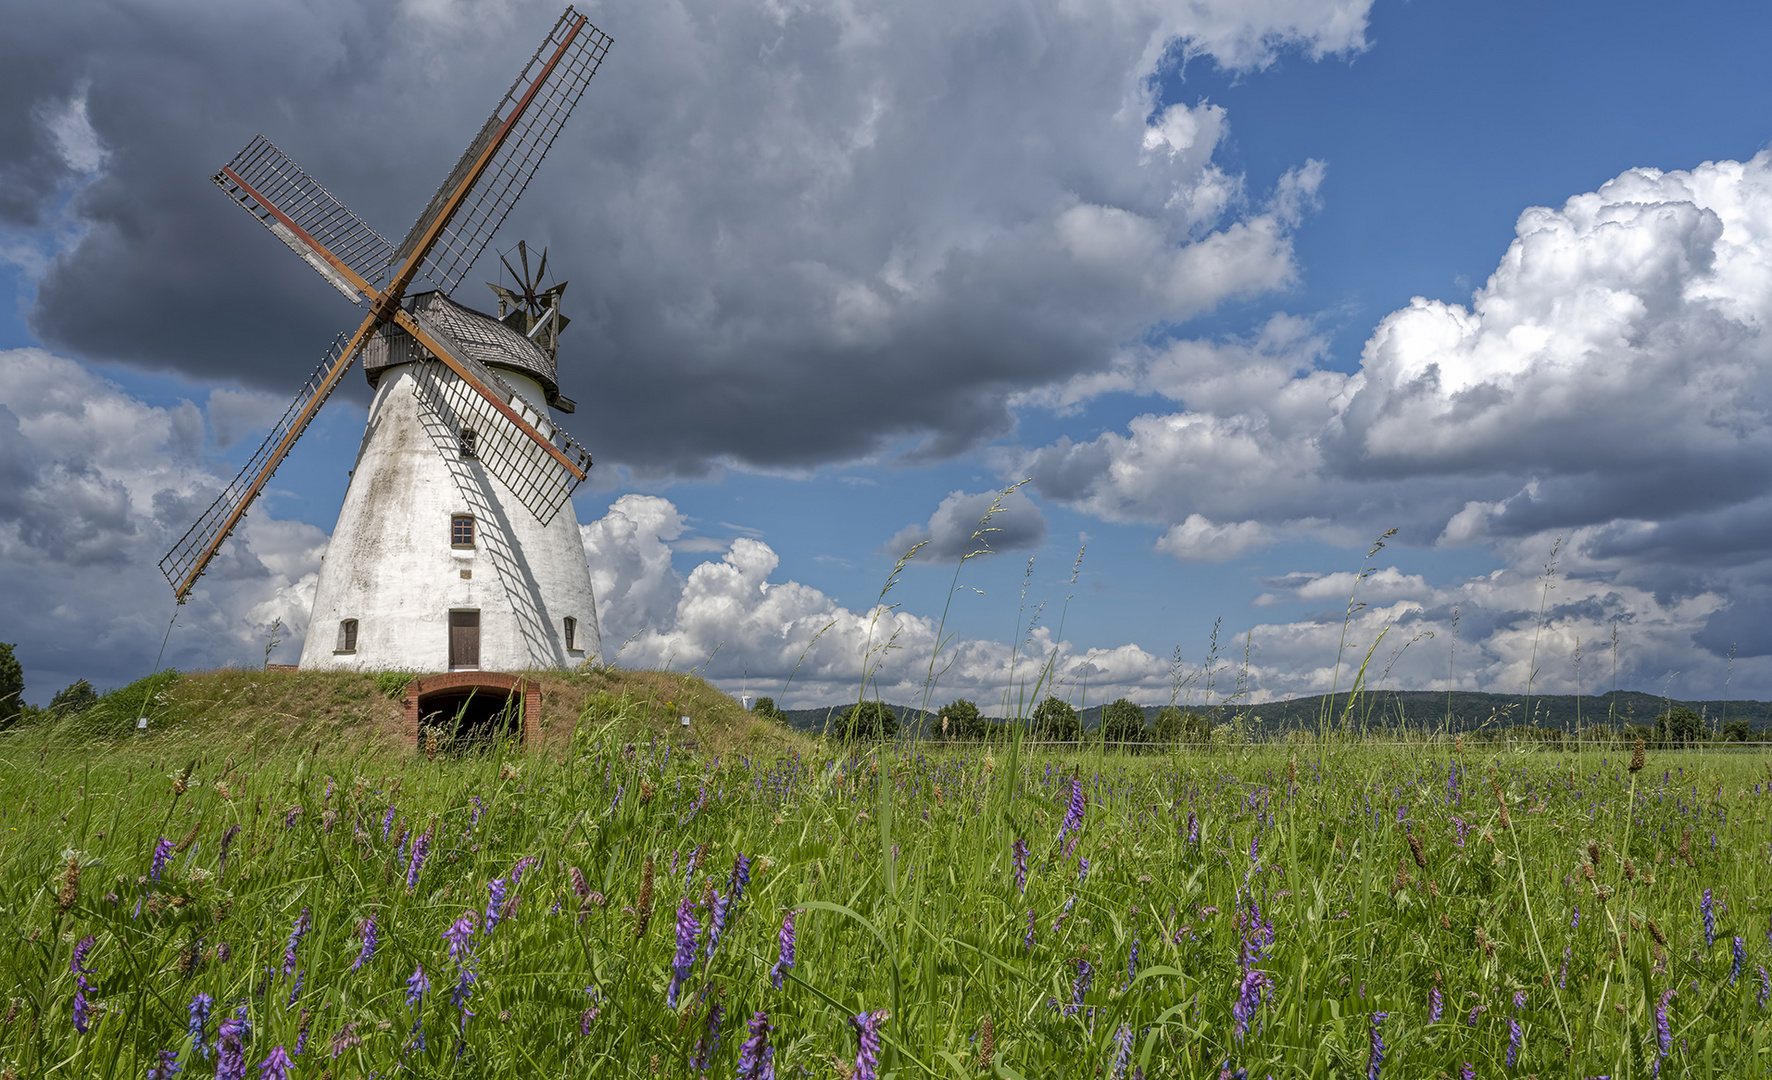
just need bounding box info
[1,708,1768,1078]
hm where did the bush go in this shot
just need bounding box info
[750,696,781,719]
[835,700,897,740]
[1154,705,1211,743]
[940,699,982,738]
[1722,719,1753,742]
[1655,707,1706,745]
[1100,698,1147,743]
[0,643,21,729]
[1032,696,1079,741]
[48,679,100,716]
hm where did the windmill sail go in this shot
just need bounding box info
[159,333,357,598]
[214,137,393,302]
[393,9,612,295]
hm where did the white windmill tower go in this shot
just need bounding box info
[160,8,612,676]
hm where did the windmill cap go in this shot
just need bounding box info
[364,291,573,412]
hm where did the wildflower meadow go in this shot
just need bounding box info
[2,707,1770,1078]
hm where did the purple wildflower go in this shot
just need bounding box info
[1111,1023,1133,1078]
[469,795,485,828]
[1366,1012,1388,1080]
[1064,957,1094,1017]
[1428,987,1442,1024]
[1053,894,1076,934]
[286,968,304,1007]
[218,824,242,874]
[1732,936,1746,987]
[283,907,310,977]
[70,934,96,1034]
[1702,888,1716,948]
[683,843,704,885]
[1512,990,1526,1010]
[443,910,477,963]
[736,1010,775,1080]
[769,910,797,989]
[406,825,433,890]
[687,1003,725,1072]
[216,1007,251,1080]
[1059,775,1087,853]
[405,964,430,1008]
[151,836,174,882]
[484,878,509,936]
[146,1048,181,1079]
[1078,857,1090,882]
[729,853,753,907]
[1655,989,1674,1061]
[850,1009,887,1080]
[256,1044,294,1080]
[282,807,301,829]
[1506,1017,1523,1068]
[1024,909,1037,953]
[1127,935,1139,985]
[351,915,378,973]
[381,806,397,840]
[1232,969,1271,1041]
[188,993,214,1059]
[667,897,699,1008]
[1460,1065,1474,1080]
[1571,902,1580,929]
[1012,838,1029,894]
[705,889,731,962]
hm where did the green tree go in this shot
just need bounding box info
[751,696,783,720]
[838,700,898,740]
[941,699,982,739]
[1032,696,1080,741]
[1155,705,1208,743]
[48,679,99,716]
[1655,707,1705,745]
[1100,698,1147,744]
[1722,719,1753,742]
[0,643,22,730]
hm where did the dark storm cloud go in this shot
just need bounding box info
[12,0,1358,472]
[883,486,1048,561]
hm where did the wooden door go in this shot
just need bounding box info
[449,610,480,670]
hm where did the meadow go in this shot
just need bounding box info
[2,692,1768,1079]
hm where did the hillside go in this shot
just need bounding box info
[1,666,809,756]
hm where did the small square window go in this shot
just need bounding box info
[337,618,358,653]
[459,427,478,459]
[564,616,577,651]
[451,514,475,547]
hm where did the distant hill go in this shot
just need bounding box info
[774,690,1770,737]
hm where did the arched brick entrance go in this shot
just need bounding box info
[402,672,538,750]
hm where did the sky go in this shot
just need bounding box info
[6,0,1772,711]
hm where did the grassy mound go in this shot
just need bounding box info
[4,665,805,757]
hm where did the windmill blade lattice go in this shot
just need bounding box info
[214,137,393,301]
[159,332,356,595]
[394,10,611,296]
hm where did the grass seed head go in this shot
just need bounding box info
[978,1014,994,1070]
[1629,739,1645,773]
[58,857,80,913]
[1408,832,1426,869]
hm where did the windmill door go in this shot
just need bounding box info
[449,610,481,670]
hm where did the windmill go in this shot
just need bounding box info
[160,8,612,673]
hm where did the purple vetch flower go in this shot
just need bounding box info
[1126,935,1140,985]
[683,842,704,885]
[1232,969,1271,1041]
[1053,894,1076,934]
[1366,1012,1388,1080]
[1702,888,1716,948]
[1655,989,1674,1062]
[283,907,311,977]
[405,965,431,1008]
[151,836,174,881]
[1186,810,1199,844]
[282,806,302,830]
[70,934,96,1034]
[1571,903,1580,929]
[351,915,378,973]
[1110,1023,1133,1078]
[1460,1065,1474,1080]
[1450,816,1469,846]
[1512,990,1526,1010]
[469,795,485,828]
[216,1007,251,1080]
[1758,965,1770,1009]
[1063,957,1094,1017]
[769,910,797,989]
[1428,987,1443,1024]
[729,853,753,907]
[1012,838,1029,894]
[736,1009,775,1080]
[146,1048,181,1079]
[256,1044,294,1080]
[1506,1017,1523,1068]
[188,993,214,1059]
[218,824,242,874]
[1059,775,1087,853]
[850,1009,887,1080]
[406,825,435,891]
[1078,857,1090,881]
[382,806,397,840]
[1467,1003,1485,1027]
[705,889,732,962]
[687,1002,725,1072]
[1732,937,1746,987]
[286,968,305,1007]
[1024,909,1037,953]
[484,878,509,936]
[441,910,477,964]
[667,897,699,1008]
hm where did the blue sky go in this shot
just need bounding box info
[6,0,1772,709]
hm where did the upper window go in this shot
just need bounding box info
[564,616,577,651]
[337,618,358,652]
[459,427,478,459]
[451,514,475,548]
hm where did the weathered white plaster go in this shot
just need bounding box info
[299,363,601,672]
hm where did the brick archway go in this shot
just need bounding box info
[402,672,537,750]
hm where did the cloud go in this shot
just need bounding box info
[1156,514,1272,561]
[0,348,324,701]
[10,0,1369,475]
[884,486,1047,561]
